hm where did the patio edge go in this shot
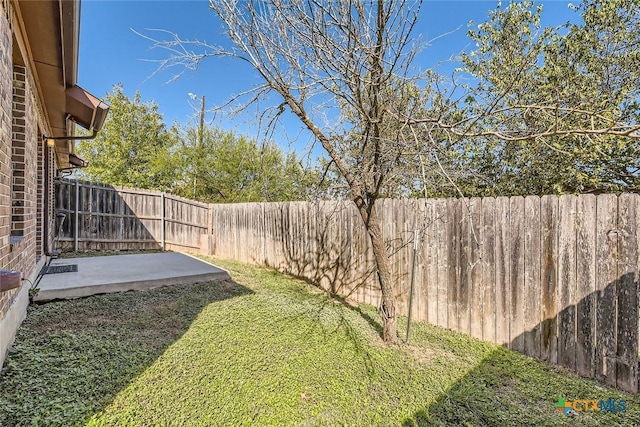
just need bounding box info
[33,270,230,302]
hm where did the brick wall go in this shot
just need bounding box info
[0,0,43,321]
[8,62,38,270]
[0,0,14,318]
[12,65,26,237]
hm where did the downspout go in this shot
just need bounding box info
[44,130,98,141]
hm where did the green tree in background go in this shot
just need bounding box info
[170,125,318,203]
[77,84,320,202]
[76,84,177,190]
[453,0,640,196]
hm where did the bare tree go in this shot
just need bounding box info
[141,0,429,342]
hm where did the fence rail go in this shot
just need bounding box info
[55,179,208,253]
[55,179,640,393]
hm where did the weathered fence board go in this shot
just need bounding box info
[424,201,438,325]
[435,199,449,329]
[56,179,640,392]
[558,195,577,371]
[576,194,597,378]
[448,198,460,332]
[524,195,541,359]
[540,195,559,364]
[595,194,619,387]
[470,198,483,341]
[481,197,496,343]
[459,199,470,336]
[616,193,639,392]
[510,196,525,353]
[495,196,510,347]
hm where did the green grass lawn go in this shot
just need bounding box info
[0,256,638,426]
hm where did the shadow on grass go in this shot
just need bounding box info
[328,292,383,337]
[401,346,640,427]
[401,273,640,427]
[247,266,384,377]
[0,279,252,427]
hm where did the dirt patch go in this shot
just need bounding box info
[400,342,441,365]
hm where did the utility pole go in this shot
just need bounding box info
[199,95,205,147]
[194,95,205,199]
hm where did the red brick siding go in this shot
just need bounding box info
[12,65,26,236]
[0,0,13,318]
[0,1,44,320]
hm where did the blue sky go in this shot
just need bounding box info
[79,0,575,154]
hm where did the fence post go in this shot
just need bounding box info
[74,180,79,252]
[406,229,419,343]
[161,192,166,251]
[262,202,266,265]
[207,203,213,256]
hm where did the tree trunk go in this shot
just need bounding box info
[357,198,397,342]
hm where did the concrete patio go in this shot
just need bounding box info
[33,252,229,302]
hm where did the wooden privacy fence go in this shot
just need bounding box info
[55,180,640,392]
[55,179,208,253]
[209,195,640,393]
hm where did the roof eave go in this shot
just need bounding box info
[59,0,81,168]
[61,0,79,90]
